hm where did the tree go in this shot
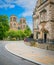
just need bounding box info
[17,30,25,40]
[8,30,25,40]
[0,15,9,40]
[24,25,32,37]
[8,30,17,40]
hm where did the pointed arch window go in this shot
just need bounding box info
[40,9,47,22]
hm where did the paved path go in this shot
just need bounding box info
[5,41,54,65]
[0,41,39,65]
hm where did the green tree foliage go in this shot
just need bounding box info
[8,30,17,39]
[24,25,32,37]
[0,15,9,40]
[7,26,32,41]
[17,30,25,40]
[8,30,26,40]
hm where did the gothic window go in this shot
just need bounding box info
[20,20,22,23]
[23,25,25,28]
[40,9,47,22]
[36,32,38,39]
[23,19,26,23]
[18,27,20,30]
[13,17,16,21]
[14,23,16,27]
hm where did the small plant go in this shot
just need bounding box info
[30,41,35,46]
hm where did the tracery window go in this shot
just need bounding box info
[14,23,16,27]
[23,19,26,23]
[13,17,16,21]
[40,9,47,22]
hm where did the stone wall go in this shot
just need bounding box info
[45,21,54,40]
[25,41,54,51]
[33,30,36,39]
[36,43,54,51]
[50,4,54,20]
[50,0,54,2]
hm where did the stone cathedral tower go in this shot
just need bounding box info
[10,15,18,30]
[10,15,27,31]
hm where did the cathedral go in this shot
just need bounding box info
[33,0,54,44]
[10,15,27,31]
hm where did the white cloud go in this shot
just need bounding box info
[21,11,32,17]
[15,0,36,10]
[0,4,15,8]
[0,0,15,8]
[9,5,15,8]
[15,0,37,17]
[0,0,37,16]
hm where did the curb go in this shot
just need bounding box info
[5,44,45,65]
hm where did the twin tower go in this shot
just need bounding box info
[10,15,27,30]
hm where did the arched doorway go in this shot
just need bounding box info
[44,33,47,43]
[41,28,48,43]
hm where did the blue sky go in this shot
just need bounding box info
[0,0,37,31]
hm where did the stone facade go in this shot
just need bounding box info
[19,18,26,30]
[10,15,27,31]
[10,15,18,30]
[33,0,54,44]
[35,43,54,50]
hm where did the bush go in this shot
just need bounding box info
[30,41,35,46]
[10,38,16,41]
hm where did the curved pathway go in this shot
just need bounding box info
[0,41,39,65]
[5,41,54,65]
